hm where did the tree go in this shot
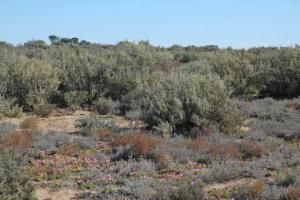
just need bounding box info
[48,35,59,44]
[71,37,79,44]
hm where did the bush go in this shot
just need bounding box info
[33,132,72,151]
[93,97,113,115]
[262,185,287,200]
[113,132,156,158]
[126,73,242,135]
[78,116,117,136]
[0,150,35,200]
[0,122,17,136]
[199,161,243,183]
[276,171,298,187]
[171,181,205,200]
[239,140,265,159]
[63,91,89,108]
[33,104,55,117]
[0,96,23,119]
[3,56,59,108]
[286,186,300,200]
[230,181,265,200]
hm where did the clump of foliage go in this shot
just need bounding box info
[0,122,17,137]
[230,181,265,200]
[112,132,157,159]
[126,73,242,135]
[171,181,205,200]
[33,104,55,117]
[78,116,117,136]
[0,150,35,200]
[1,56,59,109]
[0,96,23,119]
[93,97,119,115]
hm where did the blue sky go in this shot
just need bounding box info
[1,0,299,48]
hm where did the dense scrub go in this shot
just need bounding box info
[2,39,300,135]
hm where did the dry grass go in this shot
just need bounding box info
[239,140,265,159]
[191,137,209,153]
[191,138,242,160]
[231,180,265,200]
[220,143,242,160]
[0,130,33,149]
[20,117,39,130]
[113,132,157,156]
[57,143,79,157]
[286,186,300,200]
[98,128,114,141]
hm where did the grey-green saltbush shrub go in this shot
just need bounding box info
[199,161,243,183]
[0,122,17,136]
[0,96,23,119]
[171,181,205,200]
[93,97,113,115]
[126,73,242,135]
[78,116,117,136]
[0,150,35,200]
[34,132,72,151]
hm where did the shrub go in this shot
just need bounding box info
[78,116,117,136]
[20,117,39,130]
[33,132,72,151]
[113,132,156,157]
[0,96,23,119]
[0,122,17,136]
[64,91,89,108]
[199,161,243,183]
[262,185,287,200]
[130,133,156,156]
[4,56,59,108]
[171,181,205,200]
[286,186,300,200]
[191,138,242,160]
[276,171,298,187]
[126,73,242,135]
[239,140,265,159]
[230,181,265,200]
[240,98,289,121]
[0,150,35,200]
[215,143,242,160]
[93,97,113,115]
[111,158,157,177]
[33,104,55,117]
[57,143,80,156]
